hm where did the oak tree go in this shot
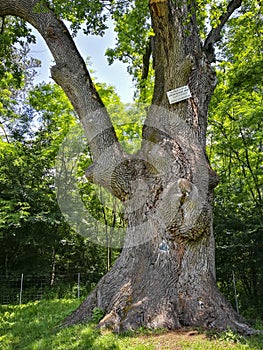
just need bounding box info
[0,0,258,333]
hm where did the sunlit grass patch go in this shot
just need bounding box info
[0,299,81,349]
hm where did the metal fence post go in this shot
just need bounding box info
[232,270,239,313]
[19,273,24,305]
[77,273,80,299]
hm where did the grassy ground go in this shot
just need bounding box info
[0,299,262,349]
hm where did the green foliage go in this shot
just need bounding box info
[92,307,105,323]
[104,0,240,99]
[1,49,147,279]
[208,328,249,345]
[0,77,121,278]
[105,0,151,85]
[1,0,246,102]
[218,329,247,344]
[0,16,36,88]
[47,0,110,36]
[110,103,145,154]
[105,1,154,102]
[94,74,145,152]
[208,1,263,320]
[43,0,237,101]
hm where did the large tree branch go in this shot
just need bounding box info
[203,0,242,62]
[0,0,128,196]
[0,0,124,159]
[141,37,152,80]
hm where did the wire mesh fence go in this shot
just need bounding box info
[0,272,98,305]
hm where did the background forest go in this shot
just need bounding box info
[0,2,262,324]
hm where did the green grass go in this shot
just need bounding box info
[0,299,262,349]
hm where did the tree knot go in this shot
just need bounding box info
[46,26,57,40]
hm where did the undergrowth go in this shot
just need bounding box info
[0,299,262,349]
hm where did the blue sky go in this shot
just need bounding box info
[29,24,135,103]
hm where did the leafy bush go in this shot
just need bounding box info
[92,307,105,323]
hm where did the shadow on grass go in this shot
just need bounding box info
[244,333,263,350]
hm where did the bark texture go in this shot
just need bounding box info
[0,0,255,334]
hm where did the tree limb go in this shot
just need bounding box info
[203,0,242,62]
[141,37,152,80]
[0,0,124,164]
[0,0,127,197]
[0,16,5,35]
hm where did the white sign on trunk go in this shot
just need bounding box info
[167,85,192,104]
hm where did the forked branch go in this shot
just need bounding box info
[204,0,242,62]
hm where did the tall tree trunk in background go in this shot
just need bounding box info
[0,0,253,333]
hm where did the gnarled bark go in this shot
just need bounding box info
[1,0,255,334]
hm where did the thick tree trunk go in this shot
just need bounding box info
[64,236,250,333]
[64,0,252,334]
[63,119,250,333]
[1,0,254,334]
